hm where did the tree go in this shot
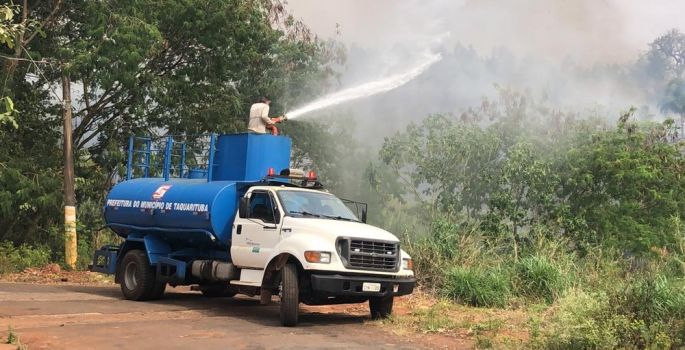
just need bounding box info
[661,78,685,116]
[644,29,685,81]
[0,0,343,259]
[660,78,685,136]
[375,88,685,256]
[482,143,557,260]
[379,114,503,219]
[558,111,685,254]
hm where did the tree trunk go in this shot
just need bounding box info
[62,73,77,269]
[512,224,519,262]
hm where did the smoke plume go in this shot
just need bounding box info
[285,0,685,142]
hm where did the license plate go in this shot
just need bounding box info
[362,282,381,292]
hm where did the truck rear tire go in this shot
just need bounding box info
[369,295,393,320]
[120,249,166,301]
[280,263,299,327]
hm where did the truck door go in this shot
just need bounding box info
[231,190,282,269]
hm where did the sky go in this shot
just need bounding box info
[286,0,685,65]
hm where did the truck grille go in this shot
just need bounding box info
[338,238,399,272]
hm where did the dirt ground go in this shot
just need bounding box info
[0,267,532,349]
[0,269,483,350]
[0,281,428,349]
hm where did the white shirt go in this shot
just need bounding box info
[247,102,274,134]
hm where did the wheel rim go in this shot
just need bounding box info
[124,261,138,291]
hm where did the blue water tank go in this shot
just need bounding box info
[104,178,244,247]
[104,134,292,248]
[187,168,207,179]
[212,133,291,181]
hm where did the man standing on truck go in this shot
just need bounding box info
[247,97,287,134]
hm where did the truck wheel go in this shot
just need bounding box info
[279,263,299,327]
[369,296,394,320]
[201,284,237,298]
[120,249,165,301]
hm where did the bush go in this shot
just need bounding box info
[0,241,51,274]
[404,218,488,289]
[622,274,685,323]
[443,265,511,308]
[411,301,456,333]
[534,274,685,350]
[514,255,566,303]
[535,289,621,350]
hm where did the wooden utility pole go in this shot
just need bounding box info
[62,73,77,269]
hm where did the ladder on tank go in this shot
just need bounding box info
[125,134,217,182]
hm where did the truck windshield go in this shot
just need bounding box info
[277,190,359,222]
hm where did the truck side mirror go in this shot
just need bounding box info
[239,197,249,218]
[361,207,367,223]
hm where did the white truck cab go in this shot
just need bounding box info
[230,185,416,326]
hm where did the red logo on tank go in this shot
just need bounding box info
[152,185,172,200]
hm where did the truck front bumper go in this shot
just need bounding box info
[310,273,416,297]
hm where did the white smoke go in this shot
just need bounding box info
[284,0,685,143]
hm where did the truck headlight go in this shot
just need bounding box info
[304,251,331,264]
[402,258,414,270]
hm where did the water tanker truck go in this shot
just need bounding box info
[90,133,416,326]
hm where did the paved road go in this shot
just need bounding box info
[0,283,424,350]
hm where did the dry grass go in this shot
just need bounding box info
[0,264,114,285]
[378,290,532,349]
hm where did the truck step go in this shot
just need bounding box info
[229,280,261,287]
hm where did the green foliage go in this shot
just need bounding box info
[533,272,685,350]
[622,274,685,323]
[403,217,489,289]
[0,5,18,49]
[0,96,16,128]
[534,289,620,350]
[514,255,565,303]
[444,265,511,308]
[379,113,503,216]
[411,301,456,333]
[559,109,685,253]
[0,241,51,274]
[0,0,343,263]
[0,4,19,129]
[482,142,558,258]
[383,91,685,256]
[0,83,63,245]
[6,326,17,344]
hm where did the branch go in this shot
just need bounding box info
[22,0,28,24]
[73,83,122,139]
[82,79,91,111]
[75,83,119,116]
[0,54,53,64]
[76,110,121,150]
[21,0,64,47]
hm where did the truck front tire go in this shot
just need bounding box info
[280,263,299,326]
[120,249,166,301]
[369,295,394,319]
